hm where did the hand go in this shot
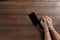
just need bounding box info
[40,16,48,29]
[45,16,54,28]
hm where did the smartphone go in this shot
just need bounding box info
[28,12,44,31]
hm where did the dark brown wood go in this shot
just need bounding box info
[0,0,60,2]
[0,2,60,15]
[0,1,60,40]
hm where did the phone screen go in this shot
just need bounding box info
[28,12,44,31]
[29,12,40,26]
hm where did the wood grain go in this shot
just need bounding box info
[0,15,60,32]
[0,2,60,15]
[0,0,60,2]
[0,1,60,40]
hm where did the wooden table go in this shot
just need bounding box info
[0,0,60,40]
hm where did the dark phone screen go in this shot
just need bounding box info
[28,12,44,31]
[29,12,40,26]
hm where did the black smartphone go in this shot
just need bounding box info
[28,12,44,31]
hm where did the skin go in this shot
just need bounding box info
[45,16,60,40]
[40,16,60,40]
[40,16,52,40]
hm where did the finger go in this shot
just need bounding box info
[45,15,51,19]
[46,18,50,24]
[46,18,49,22]
[42,16,46,23]
[40,16,44,22]
[40,18,43,23]
[45,16,51,21]
[47,18,50,21]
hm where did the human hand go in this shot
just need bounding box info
[40,16,48,30]
[45,16,54,29]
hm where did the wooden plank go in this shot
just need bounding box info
[0,28,41,40]
[0,0,9,1]
[0,22,42,40]
[0,25,59,40]
[0,15,17,29]
[0,24,41,40]
[0,25,41,40]
[0,15,59,24]
[0,0,60,2]
[0,2,60,15]
[0,18,59,39]
[0,28,16,40]
[0,14,59,22]
[16,25,42,40]
[0,15,60,32]
[0,2,60,6]
[0,2,60,40]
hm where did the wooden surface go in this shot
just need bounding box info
[1,0,60,2]
[0,0,60,40]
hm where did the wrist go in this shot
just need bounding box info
[48,26,54,30]
[40,27,49,32]
[40,26,49,32]
[44,28,49,32]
